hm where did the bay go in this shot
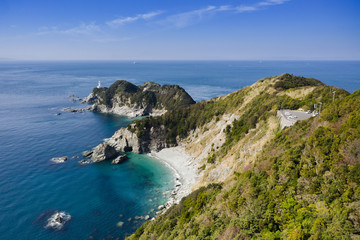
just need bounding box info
[0,60,359,239]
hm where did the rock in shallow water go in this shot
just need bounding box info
[79,159,91,165]
[116,221,124,227]
[50,156,67,163]
[111,154,128,164]
[82,150,93,158]
[91,143,118,162]
[45,211,71,230]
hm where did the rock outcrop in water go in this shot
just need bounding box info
[91,143,118,162]
[83,80,195,117]
[50,156,67,163]
[111,154,128,164]
[45,211,71,231]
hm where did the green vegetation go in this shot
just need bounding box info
[92,80,195,111]
[129,89,247,143]
[128,184,223,240]
[129,77,347,158]
[274,74,325,90]
[126,75,360,240]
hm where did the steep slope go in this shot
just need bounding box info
[84,80,195,117]
[103,73,347,156]
[123,74,360,239]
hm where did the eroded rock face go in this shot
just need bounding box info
[107,128,140,153]
[91,143,118,162]
[104,125,176,154]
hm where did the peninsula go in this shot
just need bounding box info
[121,74,359,240]
[86,74,359,239]
[83,80,195,117]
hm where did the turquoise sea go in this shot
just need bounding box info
[0,61,359,239]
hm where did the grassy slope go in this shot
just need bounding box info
[127,75,360,240]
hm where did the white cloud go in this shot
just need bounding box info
[159,0,290,28]
[258,0,289,6]
[36,0,290,36]
[235,6,258,13]
[38,23,100,35]
[160,6,219,28]
[107,11,163,27]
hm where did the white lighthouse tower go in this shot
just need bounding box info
[97,81,101,88]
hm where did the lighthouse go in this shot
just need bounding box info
[97,81,101,88]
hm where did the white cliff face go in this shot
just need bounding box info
[90,104,167,118]
[99,125,175,155]
[106,128,141,153]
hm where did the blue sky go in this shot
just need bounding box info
[0,0,359,60]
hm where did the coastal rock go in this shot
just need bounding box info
[111,154,128,164]
[79,159,91,165]
[51,156,67,163]
[81,92,98,103]
[82,150,93,158]
[91,143,118,162]
[105,125,176,154]
[45,211,71,230]
[61,107,90,113]
[107,128,140,153]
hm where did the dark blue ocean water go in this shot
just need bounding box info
[0,61,359,240]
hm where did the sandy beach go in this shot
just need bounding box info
[149,146,199,209]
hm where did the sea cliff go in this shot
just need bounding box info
[122,74,360,240]
[84,74,359,239]
[83,80,195,117]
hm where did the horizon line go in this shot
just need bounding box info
[1,59,360,62]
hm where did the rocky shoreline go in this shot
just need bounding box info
[64,80,199,217]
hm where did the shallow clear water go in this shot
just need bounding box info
[0,61,359,239]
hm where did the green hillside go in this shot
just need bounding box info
[126,75,359,240]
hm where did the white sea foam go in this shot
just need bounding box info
[50,156,67,163]
[45,211,71,230]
